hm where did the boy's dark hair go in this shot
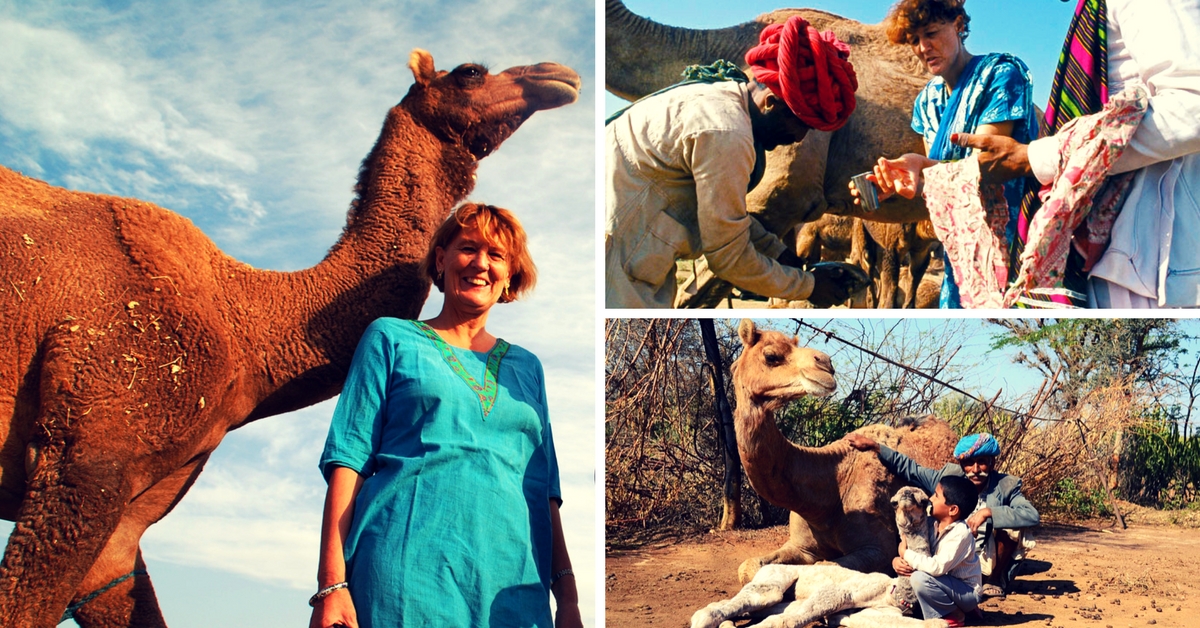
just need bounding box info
[939,475,979,520]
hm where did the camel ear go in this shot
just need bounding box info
[409,49,436,86]
[738,319,759,348]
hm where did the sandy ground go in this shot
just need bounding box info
[606,519,1200,627]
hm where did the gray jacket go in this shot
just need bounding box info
[879,445,1040,530]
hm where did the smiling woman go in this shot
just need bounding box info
[311,204,581,628]
[424,203,538,324]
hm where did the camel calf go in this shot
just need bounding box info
[689,488,944,628]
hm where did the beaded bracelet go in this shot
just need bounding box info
[551,568,574,584]
[309,581,349,607]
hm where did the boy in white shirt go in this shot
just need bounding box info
[894,475,982,627]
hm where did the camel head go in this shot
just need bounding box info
[731,319,836,410]
[890,485,931,532]
[402,49,581,160]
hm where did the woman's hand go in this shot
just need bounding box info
[892,556,914,577]
[309,588,358,628]
[872,153,938,200]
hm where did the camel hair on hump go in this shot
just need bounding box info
[0,49,579,628]
[607,0,941,308]
[730,319,955,584]
[690,486,944,628]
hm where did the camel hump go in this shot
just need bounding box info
[849,415,957,469]
[110,198,224,298]
[0,166,75,218]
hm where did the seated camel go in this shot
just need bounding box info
[730,319,955,582]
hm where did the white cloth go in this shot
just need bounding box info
[1027,0,1200,307]
[905,520,983,592]
[605,81,813,308]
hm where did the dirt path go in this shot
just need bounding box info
[606,522,1200,627]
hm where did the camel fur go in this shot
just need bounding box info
[795,216,941,309]
[607,0,945,307]
[730,320,955,583]
[0,49,579,627]
[689,487,943,628]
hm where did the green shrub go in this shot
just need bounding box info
[1049,477,1112,518]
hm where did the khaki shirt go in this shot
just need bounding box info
[605,81,813,308]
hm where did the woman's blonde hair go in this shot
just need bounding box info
[419,203,537,303]
[885,0,971,45]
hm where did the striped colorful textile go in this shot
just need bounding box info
[1044,0,1109,132]
[1011,0,1108,308]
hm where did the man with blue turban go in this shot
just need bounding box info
[845,429,1039,598]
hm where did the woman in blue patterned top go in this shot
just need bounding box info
[850,0,1040,308]
[309,203,582,628]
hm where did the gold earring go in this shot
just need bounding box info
[502,284,510,300]
[436,269,444,283]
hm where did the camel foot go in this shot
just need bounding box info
[690,604,728,628]
[738,556,767,585]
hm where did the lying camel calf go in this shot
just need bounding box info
[690,487,943,628]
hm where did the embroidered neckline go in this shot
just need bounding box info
[410,320,509,418]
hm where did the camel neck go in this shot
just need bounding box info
[733,389,847,519]
[229,108,480,420]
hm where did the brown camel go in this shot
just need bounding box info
[860,220,942,309]
[796,217,941,309]
[607,0,941,307]
[0,49,579,628]
[730,319,955,583]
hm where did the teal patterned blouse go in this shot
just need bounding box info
[320,317,561,628]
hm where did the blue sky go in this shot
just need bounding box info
[745,316,1200,419]
[0,1,595,626]
[607,0,1077,116]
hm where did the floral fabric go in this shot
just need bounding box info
[922,84,1147,308]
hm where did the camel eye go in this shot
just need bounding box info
[764,352,785,367]
[451,64,488,85]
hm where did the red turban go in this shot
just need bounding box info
[745,16,858,132]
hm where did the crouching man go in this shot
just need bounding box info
[845,430,1039,598]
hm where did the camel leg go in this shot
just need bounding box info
[901,223,936,310]
[690,564,799,628]
[874,237,901,309]
[71,454,211,628]
[0,440,129,627]
[756,582,854,628]
[738,513,825,583]
[832,607,949,628]
[762,572,893,628]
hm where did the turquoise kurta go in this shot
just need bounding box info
[319,317,561,628]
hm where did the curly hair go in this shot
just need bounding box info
[419,202,537,303]
[885,0,971,45]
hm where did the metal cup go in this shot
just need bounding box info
[851,172,880,213]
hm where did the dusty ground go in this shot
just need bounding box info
[606,517,1200,627]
